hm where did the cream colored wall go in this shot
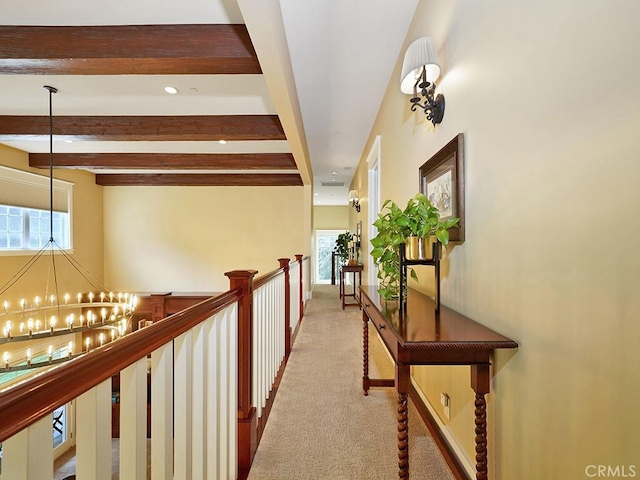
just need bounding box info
[354,1,640,478]
[0,144,104,303]
[103,186,306,293]
[313,205,350,231]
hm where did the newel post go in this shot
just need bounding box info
[225,269,258,473]
[149,293,170,323]
[295,254,304,323]
[278,258,292,357]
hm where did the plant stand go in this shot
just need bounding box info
[398,241,440,314]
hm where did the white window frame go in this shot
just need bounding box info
[0,165,73,256]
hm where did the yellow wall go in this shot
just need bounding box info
[353,1,640,478]
[313,205,350,231]
[103,186,306,293]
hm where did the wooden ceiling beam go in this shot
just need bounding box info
[0,115,285,141]
[29,153,296,170]
[95,173,303,187]
[0,25,260,75]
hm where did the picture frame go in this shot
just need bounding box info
[419,133,465,242]
[356,220,362,246]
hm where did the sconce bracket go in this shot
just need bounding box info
[411,92,445,126]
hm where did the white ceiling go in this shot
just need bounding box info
[0,0,418,205]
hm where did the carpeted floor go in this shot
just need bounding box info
[247,284,455,480]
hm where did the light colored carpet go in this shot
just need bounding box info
[247,284,455,480]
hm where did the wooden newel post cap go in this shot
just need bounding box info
[278,258,291,268]
[295,254,303,261]
[225,270,258,290]
[224,270,258,280]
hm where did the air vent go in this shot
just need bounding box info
[321,182,345,187]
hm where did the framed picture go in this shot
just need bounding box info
[419,133,465,242]
[356,220,362,246]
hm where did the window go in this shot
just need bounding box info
[0,166,73,253]
[0,205,70,250]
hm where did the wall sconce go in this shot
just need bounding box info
[348,190,361,213]
[400,37,445,126]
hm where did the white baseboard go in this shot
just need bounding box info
[410,378,476,478]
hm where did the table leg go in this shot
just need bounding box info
[471,364,490,480]
[362,312,369,395]
[397,392,409,479]
[474,393,488,480]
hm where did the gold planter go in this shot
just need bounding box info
[405,236,437,260]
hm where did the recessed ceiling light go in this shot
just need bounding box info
[314,193,319,196]
[219,139,227,145]
[64,139,73,144]
[164,86,179,94]
[332,171,338,175]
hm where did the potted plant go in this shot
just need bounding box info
[334,231,353,266]
[370,193,459,300]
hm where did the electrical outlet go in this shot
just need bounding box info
[441,393,451,420]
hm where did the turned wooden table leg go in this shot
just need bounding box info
[362,312,370,395]
[471,364,490,480]
[474,393,488,480]
[397,392,409,479]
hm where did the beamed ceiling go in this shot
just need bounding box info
[0,1,419,200]
[0,24,301,187]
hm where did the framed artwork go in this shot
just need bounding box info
[419,133,465,242]
[356,220,362,246]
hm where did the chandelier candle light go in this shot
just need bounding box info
[0,86,138,374]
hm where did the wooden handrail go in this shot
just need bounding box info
[253,255,303,290]
[253,267,284,289]
[0,288,242,443]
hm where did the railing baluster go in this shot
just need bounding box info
[151,343,173,480]
[191,322,207,478]
[174,330,193,480]
[206,314,220,477]
[2,413,54,480]
[226,304,239,479]
[120,357,148,479]
[76,380,112,480]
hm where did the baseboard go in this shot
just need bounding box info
[256,357,288,443]
[409,379,475,480]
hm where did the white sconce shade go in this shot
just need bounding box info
[400,37,441,94]
[348,190,359,201]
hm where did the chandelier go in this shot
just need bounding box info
[0,86,137,378]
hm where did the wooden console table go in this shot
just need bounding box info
[360,285,518,480]
[339,264,363,309]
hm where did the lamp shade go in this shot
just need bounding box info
[400,37,441,94]
[348,190,359,201]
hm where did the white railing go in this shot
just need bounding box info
[0,254,308,479]
[289,260,301,335]
[0,295,239,480]
[252,272,285,419]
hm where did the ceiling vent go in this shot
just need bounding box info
[321,182,345,187]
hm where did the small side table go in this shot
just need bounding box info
[339,264,363,310]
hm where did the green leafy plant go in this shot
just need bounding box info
[370,193,459,300]
[334,231,353,266]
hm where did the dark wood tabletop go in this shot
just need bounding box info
[361,285,517,350]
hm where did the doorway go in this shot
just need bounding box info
[315,230,342,284]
